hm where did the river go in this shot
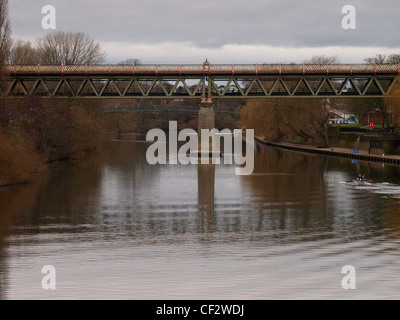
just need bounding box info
[1,135,400,299]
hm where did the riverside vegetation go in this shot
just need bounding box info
[0,97,238,187]
[0,98,105,186]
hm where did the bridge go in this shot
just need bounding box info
[4,61,400,102]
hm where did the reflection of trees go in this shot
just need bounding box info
[0,179,46,300]
[0,184,43,235]
[382,197,400,239]
[242,144,400,242]
[25,139,160,229]
[97,139,161,221]
[245,146,328,204]
[242,146,332,233]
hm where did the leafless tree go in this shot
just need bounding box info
[364,53,400,64]
[0,0,11,92]
[303,55,339,65]
[118,58,142,65]
[35,31,106,65]
[363,53,387,64]
[386,54,400,64]
[8,39,38,65]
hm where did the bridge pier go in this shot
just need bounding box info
[197,102,217,157]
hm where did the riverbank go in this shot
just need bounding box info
[0,99,105,187]
[0,128,46,187]
[256,137,400,165]
[0,101,239,187]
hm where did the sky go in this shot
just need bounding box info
[8,0,400,64]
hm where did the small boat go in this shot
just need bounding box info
[353,179,373,186]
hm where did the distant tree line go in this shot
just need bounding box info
[363,53,400,65]
[9,32,106,65]
[8,32,141,66]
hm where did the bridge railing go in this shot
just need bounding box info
[210,64,400,74]
[6,64,400,76]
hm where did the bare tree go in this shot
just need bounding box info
[387,54,400,64]
[363,53,387,64]
[363,53,400,64]
[35,31,106,65]
[118,58,142,65]
[0,0,11,92]
[241,96,330,144]
[303,55,339,65]
[8,39,38,65]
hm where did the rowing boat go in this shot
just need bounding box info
[353,180,373,186]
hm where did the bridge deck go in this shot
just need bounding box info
[7,64,400,76]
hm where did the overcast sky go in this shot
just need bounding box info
[9,0,400,64]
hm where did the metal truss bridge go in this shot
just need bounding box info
[4,61,400,102]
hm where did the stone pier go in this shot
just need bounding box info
[197,103,216,156]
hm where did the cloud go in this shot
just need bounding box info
[8,0,400,63]
[103,42,400,64]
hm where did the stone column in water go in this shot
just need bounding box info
[197,102,215,156]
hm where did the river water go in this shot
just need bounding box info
[1,135,400,300]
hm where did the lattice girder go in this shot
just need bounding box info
[4,74,398,99]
